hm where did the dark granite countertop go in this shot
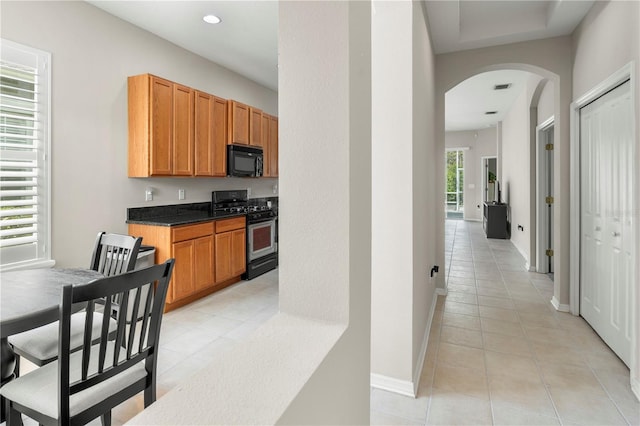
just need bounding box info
[127,202,245,227]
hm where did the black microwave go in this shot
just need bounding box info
[227,144,263,177]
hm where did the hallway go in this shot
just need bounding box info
[370,220,639,425]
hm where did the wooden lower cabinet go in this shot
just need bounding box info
[172,235,214,302]
[171,239,197,302]
[215,229,246,282]
[214,217,246,283]
[128,218,244,311]
[194,236,215,291]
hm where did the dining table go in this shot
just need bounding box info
[0,267,103,421]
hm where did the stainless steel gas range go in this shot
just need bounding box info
[212,190,278,280]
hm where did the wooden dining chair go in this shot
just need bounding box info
[0,259,175,426]
[8,232,143,373]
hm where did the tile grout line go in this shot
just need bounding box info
[586,356,634,425]
[504,248,564,426]
[425,220,460,425]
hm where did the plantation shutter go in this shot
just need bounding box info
[0,40,50,267]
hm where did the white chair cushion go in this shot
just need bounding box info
[0,343,147,419]
[9,312,117,363]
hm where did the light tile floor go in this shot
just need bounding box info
[17,268,280,426]
[14,222,640,425]
[370,220,639,425]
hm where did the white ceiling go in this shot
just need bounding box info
[423,0,594,55]
[88,1,278,91]
[446,69,534,132]
[87,1,594,131]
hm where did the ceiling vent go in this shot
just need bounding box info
[494,83,512,90]
[485,111,498,115]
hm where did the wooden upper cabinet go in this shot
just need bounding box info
[269,115,279,177]
[227,100,250,145]
[195,91,227,177]
[261,114,271,177]
[148,76,172,176]
[172,84,194,176]
[249,107,263,147]
[212,97,228,175]
[129,73,275,179]
[128,74,194,177]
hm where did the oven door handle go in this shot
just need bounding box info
[247,217,277,224]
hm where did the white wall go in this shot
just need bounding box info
[277,2,372,421]
[0,1,278,268]
[501,74,542,264]
[411,0,438,391]
[571,0,640,401]
[371,1,437,395]
[371,1,414,384]
[537,80,555,125]
[445,128,497,221]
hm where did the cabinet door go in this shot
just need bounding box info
[261,114,271,177]
[149,76,173,176]
[194,235,214,292]
[195,91,213,176]
[228,101,249,145]
[215,232,232,283]
[173,84,194,176]
[231,228,246,276]
[269,116,278,177]
[212,96,227,176]
[171,240,195,302]
[249,107,263,147]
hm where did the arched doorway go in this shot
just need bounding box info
[434,42,573,312]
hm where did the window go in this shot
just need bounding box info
[0,39,52,270]
[445,149,464,219]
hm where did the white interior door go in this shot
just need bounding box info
[536,122,554,274]
[580,79,634,367]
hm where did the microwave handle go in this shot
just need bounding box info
[256,156,263,177]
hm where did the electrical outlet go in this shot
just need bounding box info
[145,187,153,202]
[178,189,185,200]
[247,187,252,197]
[430,265,439,277]
[272,184,278,194]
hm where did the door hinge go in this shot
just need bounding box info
[545,143,554,151]
[545,196,554,204]
[546,249,554,257]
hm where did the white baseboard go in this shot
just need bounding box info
[370,373,415,397]
[412,292,438,394]
[525,262,536,272]
[551,296,570,312]
[371,289,439,398]
[436,287,448,296]
[632,376,640,402]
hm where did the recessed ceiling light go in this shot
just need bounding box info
[203,14,221,24]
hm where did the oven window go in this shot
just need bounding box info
[252,225,272,251]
